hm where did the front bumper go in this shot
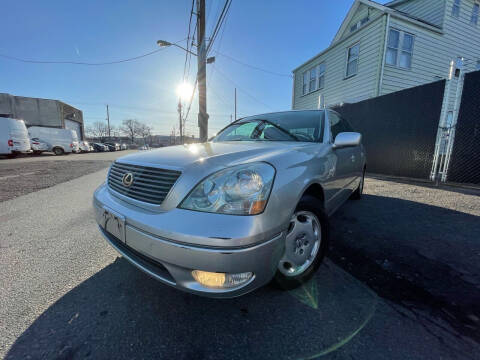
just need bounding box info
[93,184,285,298]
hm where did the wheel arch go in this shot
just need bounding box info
[300,183,325,209]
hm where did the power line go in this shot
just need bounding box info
[207,0,230,85]
[213,65,273,110]
[206,0,232,55]
[0,39,186,66]
[182,79,198,126]
[214,50,293,78]
[183,0,195,81]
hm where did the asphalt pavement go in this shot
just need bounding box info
[1,153,479,359]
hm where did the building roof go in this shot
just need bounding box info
[331,0,441,44]
[293,0,442,73]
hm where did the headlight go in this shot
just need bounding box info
[180,163,275,215]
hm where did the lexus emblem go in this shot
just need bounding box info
[122,173,134,187]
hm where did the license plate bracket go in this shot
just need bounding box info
[100,206,126,243]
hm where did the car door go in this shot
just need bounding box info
[337,114,363,191]
[327,111,355,205]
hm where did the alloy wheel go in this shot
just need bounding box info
[278,211,322,277]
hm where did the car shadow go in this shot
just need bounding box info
[5,259,377,360]
[328,194,480,342]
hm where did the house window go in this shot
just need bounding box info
[346,44,360,77]
[318,63,326,89]
[309,67,317,92]
[302,71,308,95]
[452,0,461,17]
[471,3,479,25]
[386,29,414,69]
[350,17,369,33]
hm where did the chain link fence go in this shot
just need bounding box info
[333,80,445,180]
[445,70,480,185]
[331,66,479,187]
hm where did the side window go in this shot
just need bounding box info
[329,112,344,142]
[329,112,353,142]
[341,117,354,132]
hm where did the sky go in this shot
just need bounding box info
[0,0,387,137]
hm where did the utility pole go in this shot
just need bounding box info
[177,99,183,144]
[234,88,237,121]
[106,104,111,138]
[196,0,208,142]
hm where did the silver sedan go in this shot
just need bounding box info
[93,110,366,297]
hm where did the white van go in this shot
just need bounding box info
[0,117,31,157]
[28,126,79,156]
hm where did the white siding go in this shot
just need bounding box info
[381,19,447,95]
[293,14,385,109]
[340,4,382,41]
[381,0,480,96]
[392,0,446,26]
[442,0,480,72]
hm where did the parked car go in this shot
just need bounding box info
[138,145,150,150]
[30,137,49,155]
[28,127,78,156]
[0,117,32,157]
[92,143,108,152]
[93,110,366,298]
[78,141,92,153]
[105,142,121,151]
[103,143,117,152]
[120,143,128,150]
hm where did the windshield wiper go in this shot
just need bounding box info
[258,119,299,141]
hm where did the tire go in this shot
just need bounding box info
[351,168,365,200]
[53,147,64,156]
[273,195,329,290]
[32,151,42,155]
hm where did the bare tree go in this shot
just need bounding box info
[85,121,108,141]
[137,123,152,145]
[120,119,140,144]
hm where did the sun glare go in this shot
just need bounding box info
[176,82,194,101]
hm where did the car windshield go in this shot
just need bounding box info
[212,111,325,143]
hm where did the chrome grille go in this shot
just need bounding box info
[108,162,181,205]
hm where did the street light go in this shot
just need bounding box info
[157,40,198,57]
[157,39,216,64]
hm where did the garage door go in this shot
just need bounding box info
[64,120,82,140]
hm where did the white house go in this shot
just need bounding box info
[292,0,480,109]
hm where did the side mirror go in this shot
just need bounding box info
[333,132,361,149]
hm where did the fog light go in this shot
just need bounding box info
[192,270,253,289]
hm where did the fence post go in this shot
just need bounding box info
[441,68,465,182]
[430,60,455,182]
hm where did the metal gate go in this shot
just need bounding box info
[445,70,480,185]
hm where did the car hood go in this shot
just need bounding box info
[117,141,309,170]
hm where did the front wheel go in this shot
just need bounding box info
[53,147,64,156]
[274,195,329,290]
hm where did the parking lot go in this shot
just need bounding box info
[0,151,136,202]
[1,152,479,359]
